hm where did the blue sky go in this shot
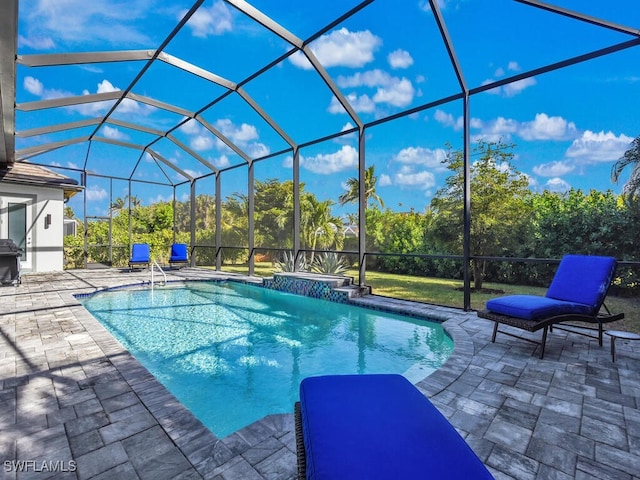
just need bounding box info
[14,0,640,218]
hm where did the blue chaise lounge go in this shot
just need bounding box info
[169,243,189,268]
[478,254,624,358]
[128,243,150,271]
[295,374,494,480]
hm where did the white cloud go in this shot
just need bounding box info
[21,0,151,47]
[67,79,147,116]
[182,1,233,37]
[392,166,436,190]
[18,35,55,50]
[100,125,128,140]
[341,122,356,132]
[503,77,537,97]
[394,146,448,170]
[215,155,231,168]
[337,69,394,88]
[179,118,201,135]
[519,113,577,141]
[24,76,44,96]
[372,77,415,107]
[215,119,259,143]
[484,75,537,97]
[388,49,414,69]
[333,69,415,110]
[468,113,577,143]
[476,116,519,142]
[434,109,462,130]
[328,93,376,114]
[184,169,203,179]
[246,142,270,159]
[290,28,382,70]
[85,185,107,201]
[545,177,571,193]
[210,119,269,158]
[533,161,575,177]
[21,76,71,102]
[379,173,392,186]
[192,135,215,151]
[507,61,521,72]
[176,117,270,159]
[565,130,633,163]
[300,145,358,174]
[434,109,482,131]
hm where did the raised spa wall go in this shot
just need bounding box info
[262,272,358,303]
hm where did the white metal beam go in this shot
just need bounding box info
[0,0,17,164]
[16,136,90,160]
[196,114,252,163]
[146,148,194,182]
[17,50,154,67]
[16,91,121,111]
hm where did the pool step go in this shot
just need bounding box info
[334,284,371,299]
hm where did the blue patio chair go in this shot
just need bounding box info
[128,243,150,271]
[295,374,494,480]
[478,254,624,358]
[169,243,189,269]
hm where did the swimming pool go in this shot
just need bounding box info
[80,281,454,437]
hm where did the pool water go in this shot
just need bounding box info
[81,281,453,437]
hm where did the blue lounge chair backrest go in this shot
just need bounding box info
[170,243,188,261]
[545,254,616,313]
[131,243,150,262]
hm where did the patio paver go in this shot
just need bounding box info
[0,268,638,479]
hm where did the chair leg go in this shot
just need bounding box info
[492,322,499,343]
[598,323,603,347]
[539,327,548,359]
[611,336,616,363]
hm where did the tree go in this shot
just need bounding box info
[611,134,640,199]
[300,193,343,262]
[529,189,626,258]
[338,165,384,209]
[254,179,295,249]
[429,141,532,290]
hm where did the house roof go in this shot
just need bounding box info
[0,162,82,200]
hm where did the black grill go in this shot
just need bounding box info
[0,239,22,254]
[0,239,22,285]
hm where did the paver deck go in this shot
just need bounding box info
[1,268,638,479]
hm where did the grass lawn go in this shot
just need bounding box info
[219,262,639,333]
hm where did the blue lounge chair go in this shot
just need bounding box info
[169,243,189,268]
[295,374,494,480]
[128,243,150,271]
[478,254,624,358]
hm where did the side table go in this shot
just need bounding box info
[605,330,640,362]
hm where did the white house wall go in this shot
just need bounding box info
[0,183,64,273]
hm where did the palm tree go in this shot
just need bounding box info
[612,135,640,199]
[109,197,126,215]
[300,193,343,262]
[338,165,384,209]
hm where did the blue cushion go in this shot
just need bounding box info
[170,243,188,262]
[545,254,616,310]
[130,243,150,263]
[486,295,592,320]
[299,374,493,480]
